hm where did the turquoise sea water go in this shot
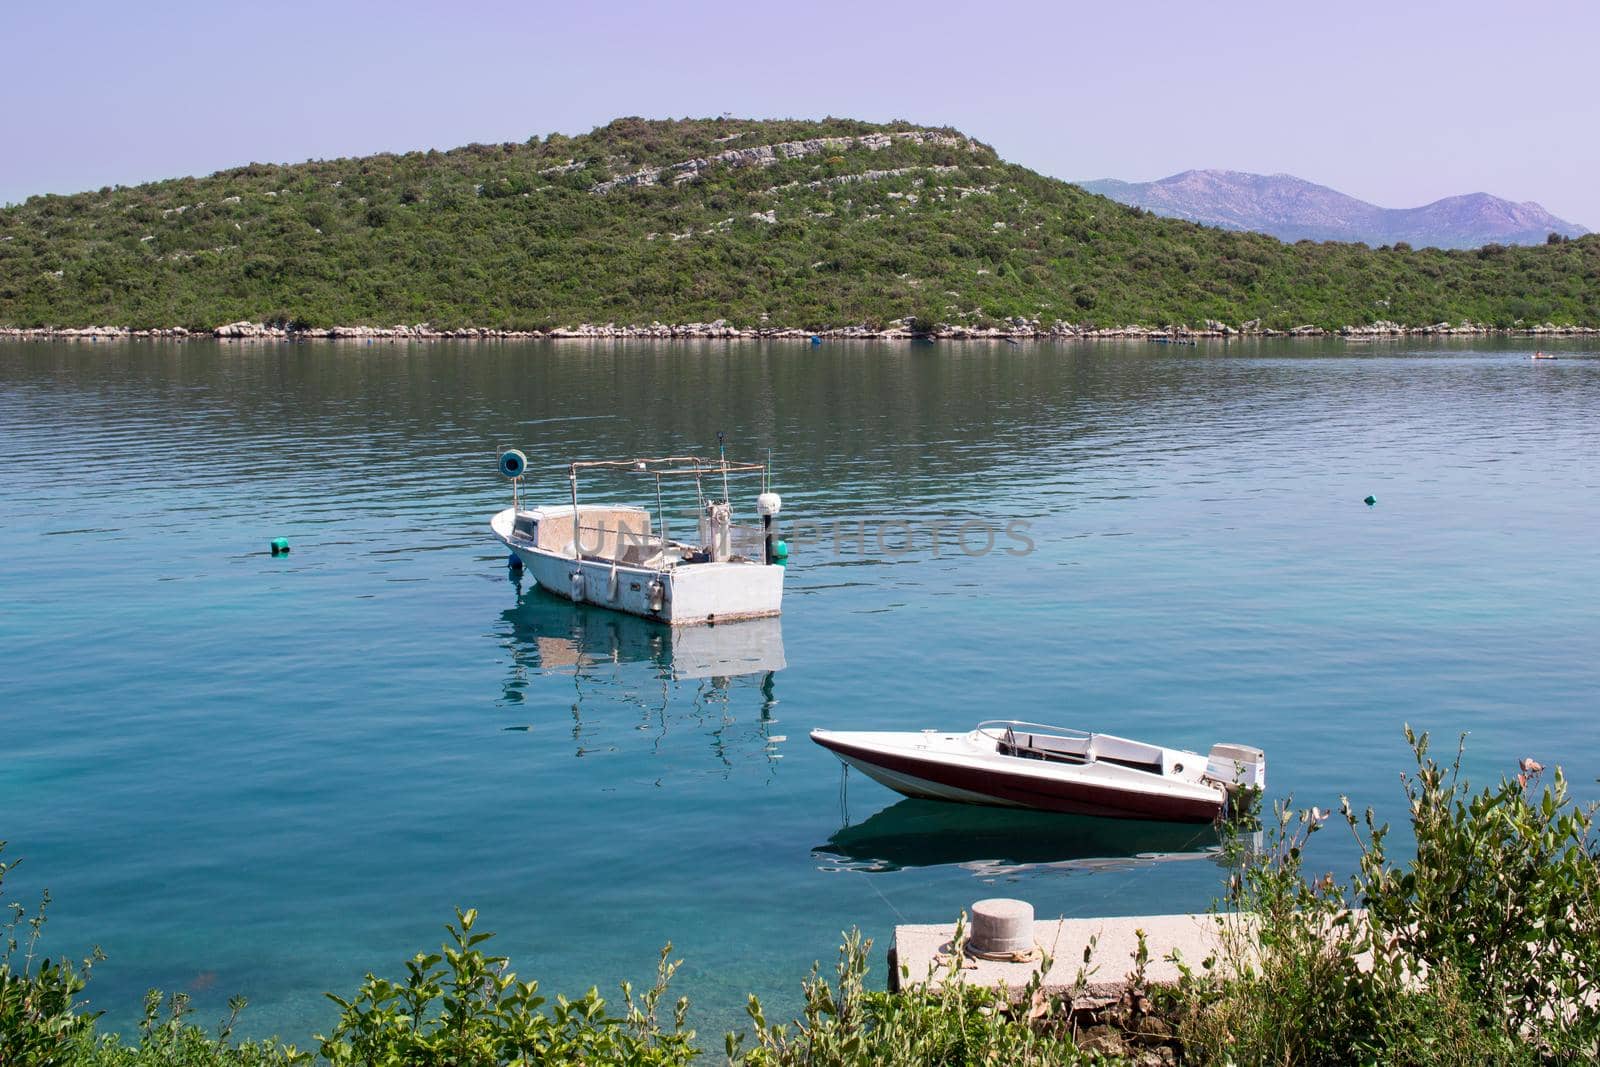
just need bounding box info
[3,337,1598,1044]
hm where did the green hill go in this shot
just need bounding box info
[1,116,1597,332]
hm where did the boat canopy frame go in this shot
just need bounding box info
[568,455,767,479]
[562,451,773,557]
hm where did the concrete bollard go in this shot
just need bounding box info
[968,898,1034,959]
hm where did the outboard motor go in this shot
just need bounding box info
[1206,743,1266,821]
[1205,743,1266,791]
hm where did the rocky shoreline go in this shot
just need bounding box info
[2,317,1598,342]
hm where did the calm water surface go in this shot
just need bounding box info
[3,337,1598,1043]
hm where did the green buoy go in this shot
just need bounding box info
[271,537,291,555]
[1364,495,1376,506]
[773,539,789,567]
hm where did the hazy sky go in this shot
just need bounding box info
[4,0,1596,226]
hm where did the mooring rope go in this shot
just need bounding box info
[859,868,909,922]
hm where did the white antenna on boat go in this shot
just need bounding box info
[717,430,730,504]
[654,469,667,546]
[569,464,581,559]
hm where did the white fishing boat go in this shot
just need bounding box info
[812,721,1264,823]
[490,442,786,626]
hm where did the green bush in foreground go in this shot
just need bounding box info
[1174,728,1600,1064]
[729,926,1096,1065]
[5,729,1599,1064]
[72,992,304,1066]
[2,844,102,1066]
[317,908,695,1066]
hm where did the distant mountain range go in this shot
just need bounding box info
[1078,170,1589,249]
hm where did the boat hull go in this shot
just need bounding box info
[814,731,1223,823]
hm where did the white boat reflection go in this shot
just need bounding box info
[498,577,786,770]
[502,574,784,680]
[815,798,1235,876]
[533,614,785,680]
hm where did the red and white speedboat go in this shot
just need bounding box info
[811,721,1265,823]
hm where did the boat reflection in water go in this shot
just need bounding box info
[815,798,1233,876]
[499,575,785,768]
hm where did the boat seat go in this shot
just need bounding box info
[1093,734,1166,774]
[614,540,658,566]
[1002,730,1166,775]
[1005,731,1093,764]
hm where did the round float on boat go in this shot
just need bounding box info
[757,492,782,517]
[498,449,528,479]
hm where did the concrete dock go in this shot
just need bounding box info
[893,909,1253,1002]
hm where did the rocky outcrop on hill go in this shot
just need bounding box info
[592,131,975,195]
